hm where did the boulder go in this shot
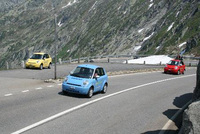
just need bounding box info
[182,101,200,134]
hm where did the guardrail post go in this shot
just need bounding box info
[78,57,80,63]
[6,61,9,70]
[21,61,25,68]
[160,61,162,65]
[69,57,71,63]
[87,57,89,63]
[144,61,146,65]
[108,58,110,63]
[59,58,62,64]
[126,60,128,64]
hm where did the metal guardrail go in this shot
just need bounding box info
[61,55,200,63]
[3,55,200,70]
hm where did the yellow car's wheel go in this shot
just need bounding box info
[40,64,43,70]
[48,63,52,69]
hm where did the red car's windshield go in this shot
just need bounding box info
[168,60,180,66]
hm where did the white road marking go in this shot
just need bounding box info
[57,83,62,86]
[11,74,195,134]
[47,85,54,88]
[4,94,13,97]
[35,87,43,90]
[22,90,29,93]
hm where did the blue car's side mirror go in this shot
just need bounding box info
[94,75,100,79]
[70,71,73,75]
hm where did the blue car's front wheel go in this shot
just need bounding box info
[87,87,94,98]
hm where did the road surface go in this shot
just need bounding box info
[0,63,196,134]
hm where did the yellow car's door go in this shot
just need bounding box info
[45,54,52,68]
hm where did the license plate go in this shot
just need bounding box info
[70,86,75,90]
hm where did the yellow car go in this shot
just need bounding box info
[25,53,52,70]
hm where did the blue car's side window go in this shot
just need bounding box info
[95,68,105,77]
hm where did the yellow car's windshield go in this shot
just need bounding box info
[30,54,43,59]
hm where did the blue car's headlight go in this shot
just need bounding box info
[64,77,68,83]
[83,80,89,86]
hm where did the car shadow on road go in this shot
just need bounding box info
[58,91,99,99]
[141,130,178,134]
[162,72,181,75]
[142,93,193,134]
[24,68,42,70]
[58,91,87,99]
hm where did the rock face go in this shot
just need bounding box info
[182,101,200,134]
[182,61,200,134]
[0,0,200,69]
[193,61,200,100]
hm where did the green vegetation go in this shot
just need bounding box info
[0,0,200,69]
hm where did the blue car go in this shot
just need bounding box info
[62,64,108,98]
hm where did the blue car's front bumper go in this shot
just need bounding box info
[62,82,89,95]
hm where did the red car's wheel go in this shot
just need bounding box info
[177,70,180,75]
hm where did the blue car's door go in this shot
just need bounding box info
[94,76,104,92]
[93,68,106,92]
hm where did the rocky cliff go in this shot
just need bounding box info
[0,0,199,68]
[182,61,200,134]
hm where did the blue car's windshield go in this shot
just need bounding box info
[30,54,43,59]
[71,67,94,79]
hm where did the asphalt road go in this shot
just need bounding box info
[0,63,197,134]
[0,63,163,80]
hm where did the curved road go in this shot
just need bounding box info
[0,64,196,134]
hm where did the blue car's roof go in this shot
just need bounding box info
[77,64,100,69]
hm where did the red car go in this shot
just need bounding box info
[164,59,185,74]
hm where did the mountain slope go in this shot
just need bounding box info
[0,0,199,68]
